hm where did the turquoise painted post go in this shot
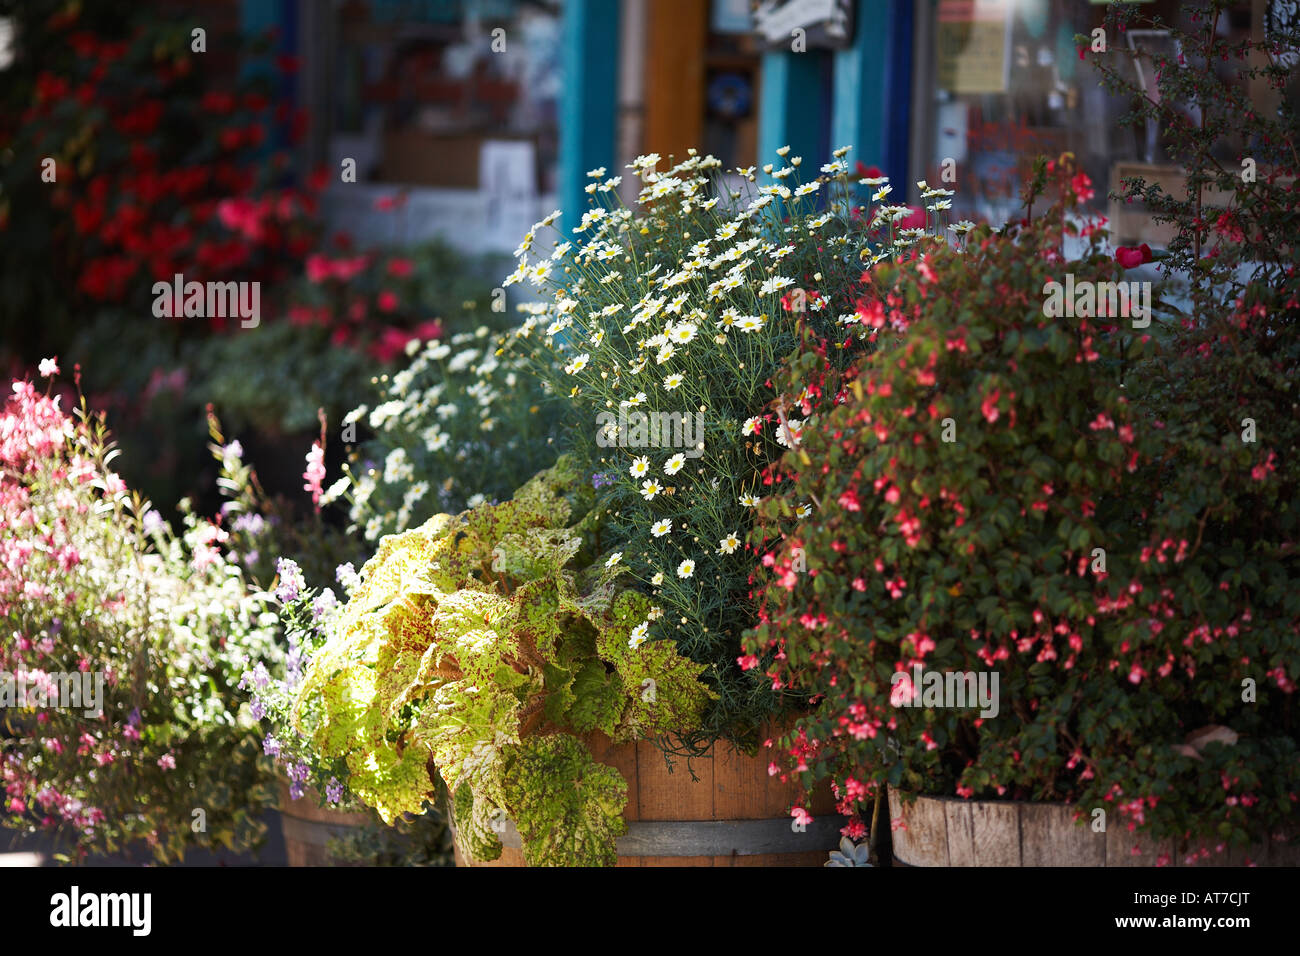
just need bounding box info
[239,0,278,82]
[832,0,912,189]
[559,0,621,235]
[758,46,827,171]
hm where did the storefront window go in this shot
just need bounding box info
[913,0,1263,242]
[327,0,563,193]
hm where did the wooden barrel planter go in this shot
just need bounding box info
[278,781,374,866]
[888,791,1300,867]
[452,732,843,867]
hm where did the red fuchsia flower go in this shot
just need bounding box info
[980,388,1001,423]
[387,257,414,278]
[305,254,332,283]
[1070,172,1095,204]
[377,290,399,313]
[1115,243,1153,268]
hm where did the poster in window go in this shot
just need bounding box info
[935,0,1012,94]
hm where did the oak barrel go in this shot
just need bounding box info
[888,790,1299,867]
[452,732,842,867]
[278,780,373,866]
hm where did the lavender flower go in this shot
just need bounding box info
[288,761,310,784]
[325,777,344,805]
[591,472,615,489]
[288,782,304,801]
[263,734,282,759]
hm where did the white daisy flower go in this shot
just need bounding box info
[606,552,623,568]
[759,276,794,295]
[736,315,765,333]
[742,416,763,436]
[647,605,665,621]
[651,519,673,537]
[676,559,695,579]
[717,533,741,555]
[669,322,698,344]
[775,418,804,448]
[640,480,663,500]
[630,456,650,478]
[663,373,684,391]
[650,572,665,586]
[664,453,686,475]
[564,353,590,375]
[796,503,813,519]
[740,493,761,508]
[628,622,649,648]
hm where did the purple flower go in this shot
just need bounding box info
[274,557,303,603]
[325,777,344,805]
[335,562,359,593]
[312,588,338,620]
[288,782,304,801]
[288,761,310,784]
[222,440,244,461]
[263,734,282,759]
[233,513,266,536]
[591,472,615,489]
[251,662,271,689]
[249,700,266,720]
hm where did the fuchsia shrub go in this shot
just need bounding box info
[745,175,1300,859]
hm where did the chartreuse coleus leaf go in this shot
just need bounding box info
[294,456,715,865]
[452,782,503,862]
[499,733,628,867]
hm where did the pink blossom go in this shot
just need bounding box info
[303,442,327,509]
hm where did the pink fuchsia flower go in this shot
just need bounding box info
[377,290,399,312]
[303,441,326,509]
[39,357,59,378]
[157,753,176,771]
[889,671,916,707]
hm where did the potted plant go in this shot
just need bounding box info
[288,147,963,864]
[746,153,1299,865]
